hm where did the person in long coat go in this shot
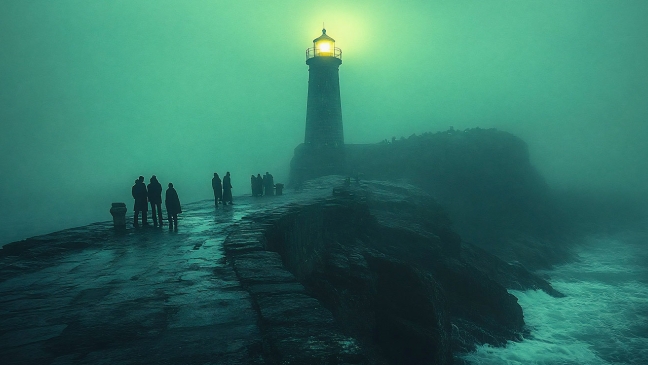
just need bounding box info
[165,183,182,229]
[212,173,223,205]
[256,174,263,196]
[222,172,233,205]
[264,172,274,196]
[132,176,148,226]
[147,175,163,227]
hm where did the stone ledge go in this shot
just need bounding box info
[223,216,368,364]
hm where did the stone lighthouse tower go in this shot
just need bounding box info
[289,28,346,185]
[305,28,344,148]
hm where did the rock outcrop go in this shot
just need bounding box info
[344,129,564,267]
[289,128,568,268]
[235,177,561,364]
[1,176,562,364]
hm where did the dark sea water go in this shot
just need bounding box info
[463,231,648,365]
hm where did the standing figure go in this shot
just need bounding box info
[212,173,223,205]
[261,174,266,196]
[269,173,275,195]
[256,174,263,196]
[147,175,163,227]
[165,183,182,230]
[264,172,274,196]
[222,172,233,205]
[250,175,256,197]
[132,176,148,226]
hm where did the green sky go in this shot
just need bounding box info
[1,0,647,242]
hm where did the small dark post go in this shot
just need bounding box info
[275,183,284,195]
[110,203,127,229]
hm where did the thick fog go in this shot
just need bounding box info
[1,0,647,244]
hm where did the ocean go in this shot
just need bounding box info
[463,231,648,365]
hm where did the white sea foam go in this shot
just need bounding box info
[462,233,648,365]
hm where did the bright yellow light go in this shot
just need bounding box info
[300,7,370,56]
[319,42,331,53]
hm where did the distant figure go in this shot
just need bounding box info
[132,176,148,226]
[222,172,233,205]
[165,183,182,230]
[256,174,263,196]
[250,175,256,196]
[264,172,274,196]
[212,173,222,205]
[147,175,163,227]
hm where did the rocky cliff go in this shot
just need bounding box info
[5,127,641,364]
[1,177,562,364]
[232,177,562,364]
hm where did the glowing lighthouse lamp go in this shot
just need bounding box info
[306,28,342,59]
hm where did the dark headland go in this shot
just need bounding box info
[1,128,645,364]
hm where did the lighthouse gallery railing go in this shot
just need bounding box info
[306,47,342,61]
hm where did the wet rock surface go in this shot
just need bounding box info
[1,177,559,364]
[1,203,265,364]
[259,178,562,364]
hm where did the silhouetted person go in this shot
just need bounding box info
[254,175,259,196]
[147,175,163,227]
[260,174,266,196]
[165,183,181,230]
[264,172,274,196]
[212,173,222,205]
[223,172,233,205]
[250,175,256,196]
[256,174,263,196]
[132,176,148,226]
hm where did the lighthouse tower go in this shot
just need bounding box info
[304,28,344,147]
[289,28,346,185]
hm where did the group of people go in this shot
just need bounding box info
[132,175,182,229]
[251,172,274,197]
[133,170,275,228]
[212,172,233,206]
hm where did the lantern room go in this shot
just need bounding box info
[306,28,342,60]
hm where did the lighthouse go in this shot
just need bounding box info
[289,28,346,185]
[304,28,344,147]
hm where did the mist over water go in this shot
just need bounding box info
[463,230,648,365]
[1,1,647,244]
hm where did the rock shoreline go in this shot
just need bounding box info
[224,177,561,364]
[1,177,561,364]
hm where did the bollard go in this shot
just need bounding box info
[110,202,127,229]
[275,183,284,196]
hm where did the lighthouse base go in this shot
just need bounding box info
[288,143,347,187]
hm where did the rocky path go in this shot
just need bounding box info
[2,179,553,365]
[1,182,365,365]
[1,197,283,364]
